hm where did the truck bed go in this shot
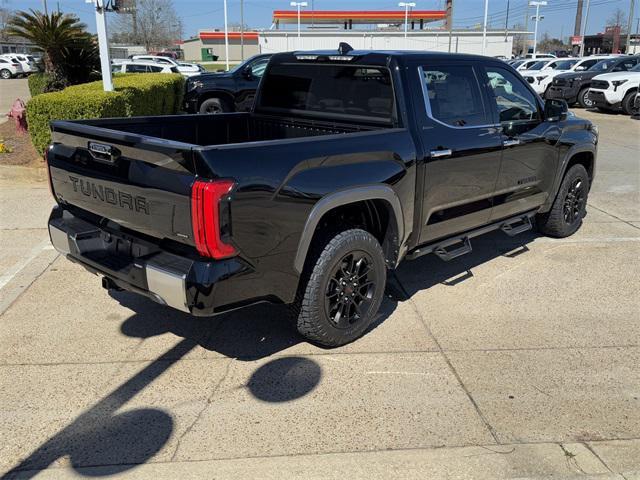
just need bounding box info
[73,112,381,147]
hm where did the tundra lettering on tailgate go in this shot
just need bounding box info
[69,176,149,214]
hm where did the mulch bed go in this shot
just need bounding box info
[0,120,42,167]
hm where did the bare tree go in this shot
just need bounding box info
[607,8,628,31]
[111,0,183,51]
[537,32,568,53]
[0,0,12,41]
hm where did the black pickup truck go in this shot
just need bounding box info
[46,48,598,346]
[184,54,272,114]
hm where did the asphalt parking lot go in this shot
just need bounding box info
[0,108,639,479]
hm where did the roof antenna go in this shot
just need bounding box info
[338,42,354,55]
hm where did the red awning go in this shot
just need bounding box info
[273,10,446,24]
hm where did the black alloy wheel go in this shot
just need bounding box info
[563,177,585,225]
[324,251,377,329]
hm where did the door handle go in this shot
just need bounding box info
[430,149,452,159]
[503,139,521,147]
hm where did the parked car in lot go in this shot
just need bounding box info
[587,63,640,114]
[525,53,557,59]
[184,53,272,113]
[522,57,605,96]
[45,48,598,346]
[512,59,542,71]
[0,54,37,76]
[131,55,202,76]
[546,55,640,107]
[111,60,180,74]
[0,57,23,79]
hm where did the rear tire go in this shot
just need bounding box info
[621,91,638,115]
[293,229,386,347]
[577,87,594,108]
[0,69,11,79]
[537,164,590,238]
[199,97,229,114]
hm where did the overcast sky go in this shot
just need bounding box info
[12,0,637,41]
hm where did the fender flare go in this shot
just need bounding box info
[293,185,405,273]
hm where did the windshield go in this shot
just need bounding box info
[554,59,578,70]
[589,59,616,71]
[511,60,524,68]
[528,61,547,70]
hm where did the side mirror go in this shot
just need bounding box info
[242,65,253,78]
[544,98,569,121]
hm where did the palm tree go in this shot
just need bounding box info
[6,9,87,75]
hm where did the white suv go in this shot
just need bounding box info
[522,57,605,96]
[0,54,38,75]
[112,60,179,74]
[0,57,23,79]
[587,63,640,114]
[131,55,201,77]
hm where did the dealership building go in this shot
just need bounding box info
[180,9,523,62]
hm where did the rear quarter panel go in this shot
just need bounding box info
[195,128,417,303]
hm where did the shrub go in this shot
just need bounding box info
[27,72,53,96]
[27,73,185,154]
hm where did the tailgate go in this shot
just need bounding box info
[48,120,197,246]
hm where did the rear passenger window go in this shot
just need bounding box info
[420,65,490,127]
[149,65,163,72]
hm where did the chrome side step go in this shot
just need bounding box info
[406,210,536,262]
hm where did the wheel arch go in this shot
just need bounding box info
[293,185,405,274]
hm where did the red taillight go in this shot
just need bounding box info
[44,147,56,200]
[191,179,237,259]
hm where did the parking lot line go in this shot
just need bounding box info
[0,239,53,291]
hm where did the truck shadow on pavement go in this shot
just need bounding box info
[2,230,538,478]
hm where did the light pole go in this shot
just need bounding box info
[529,1,547,56]
[86,0,113,91]
[290,2,307,38]
[223,0,229,70]
[579,0,590,56]
[482,0,489,55]
[399,2,416,44]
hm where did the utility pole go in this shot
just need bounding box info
[529,1,547,56]
[240,0,244,61]
[482,0,489,55]
[579,0,591,56]
[447,0,454,52]
[524,2,530,54]
[504,0,510,42]
[90,0,113,91]
[223,0,229,70]
[626,0,636,53]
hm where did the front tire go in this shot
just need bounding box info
[0,69,11,79]
[199,97,229,114]
[294,229,386,347]
[537,164,590,238]
[578,87,594,108]
[621,91,638,115]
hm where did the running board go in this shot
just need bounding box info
[406,210,537,262]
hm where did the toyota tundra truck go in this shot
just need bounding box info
[46,47,598,347]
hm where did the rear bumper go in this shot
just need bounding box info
[48,206,263,316]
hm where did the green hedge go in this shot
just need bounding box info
[27,72,53,97]
[27,73,185,154]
